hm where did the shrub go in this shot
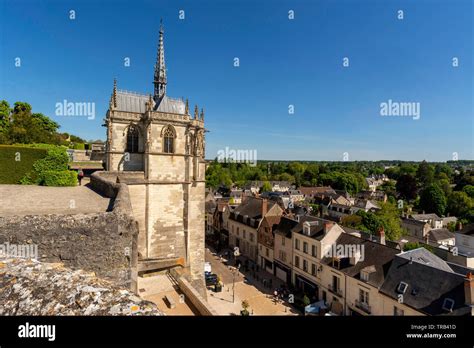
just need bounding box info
[33,146,69,173]
[41,170,78,187]
[12,144,74,186]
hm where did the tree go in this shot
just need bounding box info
[437,178,452,196]
[241,300,250,316]
[396,174,418,201]
[419,184,447,216]
[0,100,11,141]
[341,214,363,228]
[302,295,311,307]
[416,160,435,188]
[375,202,403,241]
[434,163,453,180]
[7,102,60,144]
[447,191,473,218]
[261,181,272,192]
[463,185,474,199]
[380,180,396,199]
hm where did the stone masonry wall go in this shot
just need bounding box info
[0,173,139,291]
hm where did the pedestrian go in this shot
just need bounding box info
[77,167,84,186]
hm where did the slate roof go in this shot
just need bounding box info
[115,90,186,115]
[458,223,474,236]
[230,197,275,228]
[427,228,455,242]
[320,233,400,288]
[398,248,454,273]
[343,227,401,250]
[274,216,299,238]
[401,217,429,226]
[379,253,471,316]
[299,186,336,197]
[411,213,441,221]
[292,216,337,240]
[353,199,380,210]
[205,200,217,214]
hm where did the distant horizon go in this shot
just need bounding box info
[204,158,474,163]
[1,0,472,162]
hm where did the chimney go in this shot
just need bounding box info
[261,198,268,217]
[465,272,474,313]
[378,226,386,245]
[324,221,334,234]
[349,250,361,265]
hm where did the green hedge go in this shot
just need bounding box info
[0,144,77,186]
[72,143,85,150]
[41,170,78,186]
[0,145,48,184]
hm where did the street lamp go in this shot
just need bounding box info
[232,263,241,303]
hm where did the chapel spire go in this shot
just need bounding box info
[153,19,167,101]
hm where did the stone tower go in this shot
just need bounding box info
[104,22,206,285]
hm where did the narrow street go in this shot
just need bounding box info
[204,247,300,316]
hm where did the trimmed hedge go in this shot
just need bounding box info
[41,170,78,186]
[0,144,77,186]
[0,145,48,184]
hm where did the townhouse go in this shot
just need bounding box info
[291,217,345,302]
[228,196,283,263]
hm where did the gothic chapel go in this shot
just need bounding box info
[104,21,206,286]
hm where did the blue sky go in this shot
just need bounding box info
[0,0,472,161]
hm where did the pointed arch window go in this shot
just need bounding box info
[163,126,175,154]
[126,125,139,153]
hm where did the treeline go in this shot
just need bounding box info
[206,161,369,194]
[206,160,474,224]
[0,100,88,147]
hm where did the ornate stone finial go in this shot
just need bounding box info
[110,78,117,109]
[146,94,153,112]
[200,108,204,121]
[185,98,189,115]
[194,105,199,119]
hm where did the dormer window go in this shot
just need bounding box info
[303,222,311,235]
[397,282,408,294]
[442,298,455,312]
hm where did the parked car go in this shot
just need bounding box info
[205,273,218,286]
